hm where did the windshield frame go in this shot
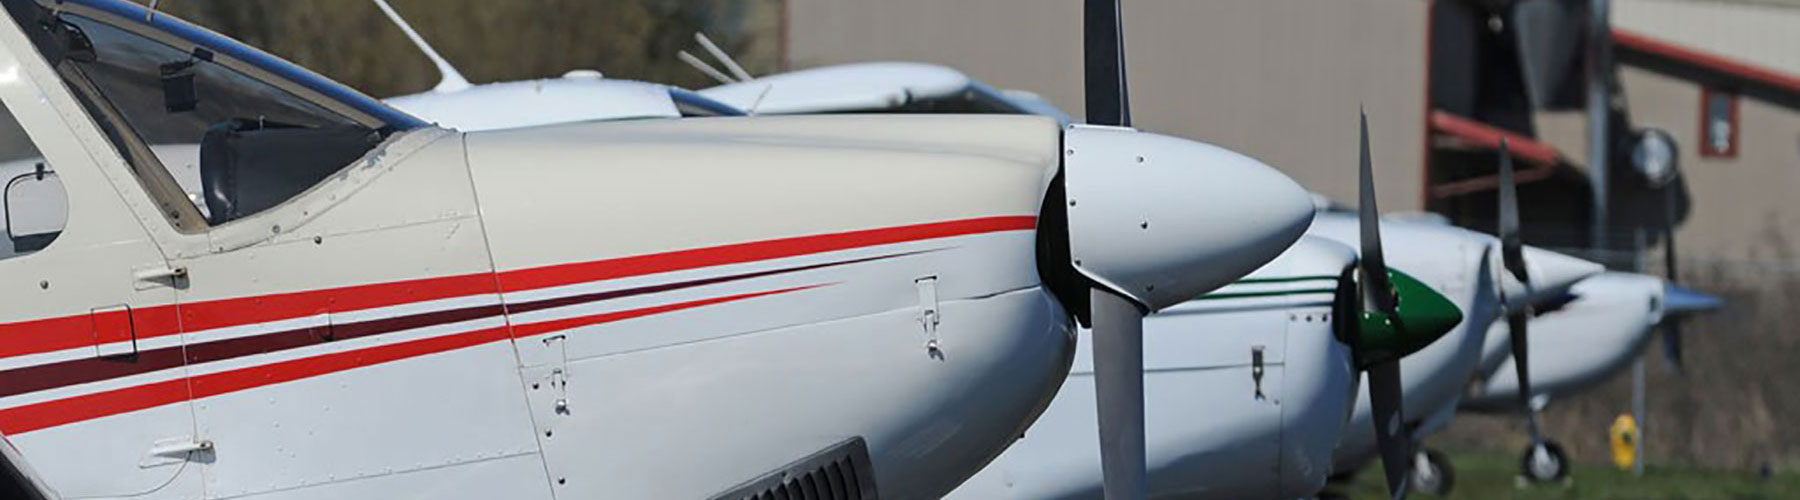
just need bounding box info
[50,0,425,132]
[1,0,429,233]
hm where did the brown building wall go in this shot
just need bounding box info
[1488,67,1800,469]
[784,0,1432,211]
[1619,68,1800,262]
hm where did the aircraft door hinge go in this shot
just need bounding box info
[542,334,570,414]
[140,436,212,467]
[1251,345,1266,401]
[916,277,941,357]
[132,264,187,290]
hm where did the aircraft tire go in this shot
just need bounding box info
[1408,448,1455,496]
[1520,440,1570,482]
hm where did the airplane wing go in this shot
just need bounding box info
[697,62,1069,121]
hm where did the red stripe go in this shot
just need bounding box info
[0,286,822,434]
[0,275,495,360]
[0,215,1033,361]
[0,305,181,360]
[0,326,511,435]
[509,285,826,338]
[178,274,497,333]
[494,216,1037,293]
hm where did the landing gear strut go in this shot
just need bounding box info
[1408,447,1455,496]
[1520,440,1569,482]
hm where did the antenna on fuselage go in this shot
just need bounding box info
[694,32,753,82]
[678,51,738,85]
[680,32,756,85]
[371,0,472,93]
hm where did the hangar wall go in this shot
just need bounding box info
[783,0,1432,211]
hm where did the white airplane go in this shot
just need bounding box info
[1440,271,1720,489]
[696,64,1622,498]
[940,115,1612,500]
[1357,144,1713,495]
[366,2,1478,495]
[361,4,1668,497]
[1467,275,1720,414]
[1309,146,1614,496]
[0,1,1317,500]
[945,230,1460,499]
[691,56,1739,500]
[366,28,1591,500]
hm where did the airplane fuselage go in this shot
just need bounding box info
[0,113,1079,499]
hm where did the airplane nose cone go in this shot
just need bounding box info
[1664,283,1723,316]
[1062,125,1313,310]
[1503,245,1606,305]
[1351,269,1464,365]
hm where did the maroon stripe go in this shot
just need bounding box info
[0,250,930,399]
[184,304,506,365]
[502,250,932,315]
[0,349,188,402]
[0,304,507,399]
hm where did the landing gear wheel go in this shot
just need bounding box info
[1520,440,1569,482]
[1408,448,1455,496]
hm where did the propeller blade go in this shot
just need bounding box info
[1083,2,1145,497]
[1089,288,1147,499]
[1367,361,1411,499]
[1660,185,1684,372]
[1497,138,1549,454]
[1507,312,1535,418]
[1083,0,1130,127]
[1662,319,1684,372]
[1498,140,1528,284]
[1357,111,1395,313]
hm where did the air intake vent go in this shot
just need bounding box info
[709,437,878,500]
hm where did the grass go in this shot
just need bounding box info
[1327,449,1800,500]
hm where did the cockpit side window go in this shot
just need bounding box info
[0,99,65,259]
[3,0,409,229]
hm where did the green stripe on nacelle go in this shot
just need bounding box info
[1200,288,1337,300]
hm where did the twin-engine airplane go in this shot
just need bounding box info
[0,1,1318,499]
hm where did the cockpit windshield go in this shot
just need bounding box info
[1,0,425,230]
